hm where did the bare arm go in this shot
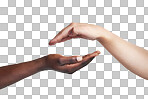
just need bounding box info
[0,57,45,89]
[49,23,148,80]
[0,51,99,89]
[98,31,148,79]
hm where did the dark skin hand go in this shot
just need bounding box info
[0,51,100,89]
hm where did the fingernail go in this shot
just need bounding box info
[49,41,55,45]
[49,41,53,45]
[96,50,100,53]
[76,56,83,62]
[49,42,52,45]
[96,51,101,54]
[95,51,100,56]
[95,53,99,56]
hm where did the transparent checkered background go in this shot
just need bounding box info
[0,0,148,99]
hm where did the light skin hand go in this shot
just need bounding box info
[50,22,148,80]
[49,23,110,45]
[0,51,100,89]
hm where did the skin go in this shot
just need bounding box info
[0,51,100,89]
[49,22,148,80]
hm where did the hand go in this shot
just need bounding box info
[43,51,100,74]
[49,23,109,45]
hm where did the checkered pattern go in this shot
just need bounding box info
[0,0,148,99]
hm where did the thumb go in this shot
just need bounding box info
[68,27,78,37]
[59,56,83,66]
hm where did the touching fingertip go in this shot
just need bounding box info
[76,56,83,62]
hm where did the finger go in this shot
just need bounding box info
[74,51,100,67]
[59,36,73,43]
[49,23,74,45]
[70,57,95,73]
[59,56,83,66]
[59,35,81,43]
[55,56,95,74]
[65,51,100,73]
[83,50,100,59]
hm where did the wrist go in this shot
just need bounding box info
[96,30,113,45]
[34,56,48,71]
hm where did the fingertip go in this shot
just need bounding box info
[49,42,52,45]
[88,51,100,58]
[49,40,53,45]
[96,50,101,54]
[49,43,54,45]
[94,50,101,56]
[49,40,56,45]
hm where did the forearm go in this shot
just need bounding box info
[97,31,148,79]
[0,56,46,89]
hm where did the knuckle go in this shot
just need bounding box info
[72,27,77,33]
[72,26,80,35]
